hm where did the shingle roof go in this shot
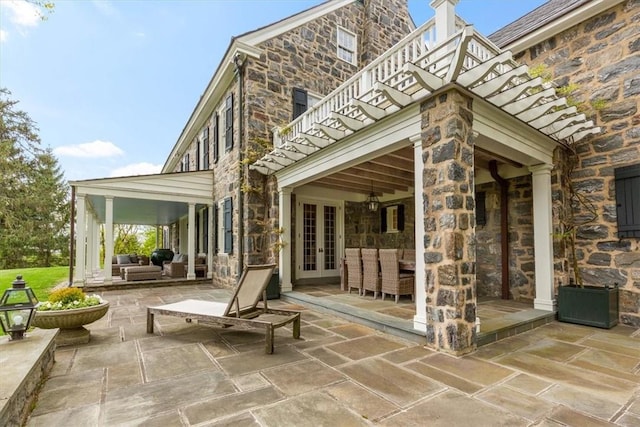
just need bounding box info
[488,0,590,48]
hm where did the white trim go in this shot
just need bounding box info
[336,25,357,65]
[502,0,625,54]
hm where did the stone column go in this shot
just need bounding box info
[279,187,292,292]
[421,89,476,355]
[530,164,556,312]
[104,197,114,285]
[73,194,87,287]
[412,134,427,333]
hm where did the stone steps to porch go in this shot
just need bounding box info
[282,291,556,347]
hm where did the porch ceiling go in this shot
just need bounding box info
[70,170,214,225]
[251,16,600,180]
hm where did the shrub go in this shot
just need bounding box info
[38,287,103,311]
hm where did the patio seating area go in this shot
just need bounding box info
[20,283,639,426]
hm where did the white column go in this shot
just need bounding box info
[86,213,95,277]
[207,204,214,278]
[73,194,87,286]
[411,135,427,332]
[530,164,556,312]
[92,219,100,272]
[279,187,293,292]
[431,0,459,43]
[104,197,114,284]
[187,202,196,279]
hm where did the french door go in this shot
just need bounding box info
[296,198,343,279]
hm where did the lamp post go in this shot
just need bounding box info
[0,275,39,340]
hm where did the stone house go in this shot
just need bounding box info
[70,0,639,354]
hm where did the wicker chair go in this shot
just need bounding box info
[379,249,414,303]
[345,248,363,295]
[361,248,381,299]
[402,249,416,261]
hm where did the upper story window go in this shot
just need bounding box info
[225,93,234,151]
[292,88,323,120]
[181,153,190,172]
[212,112,219,163]
[337,26,357,65]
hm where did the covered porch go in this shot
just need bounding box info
[251,2,599,354]
[70,170,215,286]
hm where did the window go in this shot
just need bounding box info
[225,94,234,151]
[223,197,233,253]
[202,127,210,169]
[213,112,219,163]
[182,154,189,172]
[381,204,404,233]
[214,203,219,253]
[337,26,357,65]
[615,164,640,238]
[292,88,307,119]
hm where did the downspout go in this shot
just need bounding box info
[489,160,510,300]
[234,53,245,278]
[68,186,76,286]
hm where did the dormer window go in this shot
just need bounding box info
[337,26,356,65]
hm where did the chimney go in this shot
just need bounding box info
[430,0,459,43]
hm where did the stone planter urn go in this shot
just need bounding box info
[32,302,110,346]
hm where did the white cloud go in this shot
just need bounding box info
[0,29,7,43]
[3,0,41,28]
[54,140,124,158]
[110,162,162,177]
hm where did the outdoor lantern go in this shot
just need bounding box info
[366,181,379,212]
[0,275,39,341]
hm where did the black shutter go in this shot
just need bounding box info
[203,207,209,253]
[195,210,201,252]
[214,204,219,253]
[398,204,405,231]
[225,94,234,151]
[292,88,308,119]
[224,197,233,253]
[213,113,219,163]
[615,164,640,238]
[476,191,486,226]
[381,207,387,233]
[203,127,209,169]
[196,139,201,171]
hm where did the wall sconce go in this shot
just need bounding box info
[0,275,39,341]
[365,181,379,212]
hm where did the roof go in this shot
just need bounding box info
[489,0,590,48]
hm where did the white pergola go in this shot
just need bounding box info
[70,171,214,285]
[251,2,600,333]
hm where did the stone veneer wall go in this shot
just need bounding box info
[421,90,476,355]
[476,176,535,302]
[344,197,415,249]
[512,0,639,326]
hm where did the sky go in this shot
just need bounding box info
[0,0,548,182]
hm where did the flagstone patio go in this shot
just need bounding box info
[23,283,639,426]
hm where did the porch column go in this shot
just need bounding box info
[73,194,87,286]
[86,213,95,277]
[422,89,476,355]
[207,203,214,278]
[104,196,114,285]
[279,187,292,292]
[412,134,427,333]
[92,219,100,272]
[187,202,196,280]
[530,164,556,311]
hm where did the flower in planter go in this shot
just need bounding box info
[37,287,103,311]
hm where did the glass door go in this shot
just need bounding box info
[296,199,342,279]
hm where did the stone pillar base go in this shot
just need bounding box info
[56,327,91,346]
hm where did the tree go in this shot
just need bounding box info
[0,88,70,269]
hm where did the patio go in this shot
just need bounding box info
[24,283,639,426]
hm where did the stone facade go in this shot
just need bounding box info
[476,176,535,302]
[343,197,415,249]
[512,0,640,326]
[170,0,414,288]
[421,89,476,355]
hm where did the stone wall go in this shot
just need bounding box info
[476,176,535,302]
[344,197,415,249]
[513,0,640,326]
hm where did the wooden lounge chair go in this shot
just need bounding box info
[361,248,381,299]
[146,264,301,354]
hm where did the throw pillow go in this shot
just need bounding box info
[116,255,131,264]
[129,253,139,263]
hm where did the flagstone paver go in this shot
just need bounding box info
[24,284,640,426]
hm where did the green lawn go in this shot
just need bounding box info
[0,266,69,303]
